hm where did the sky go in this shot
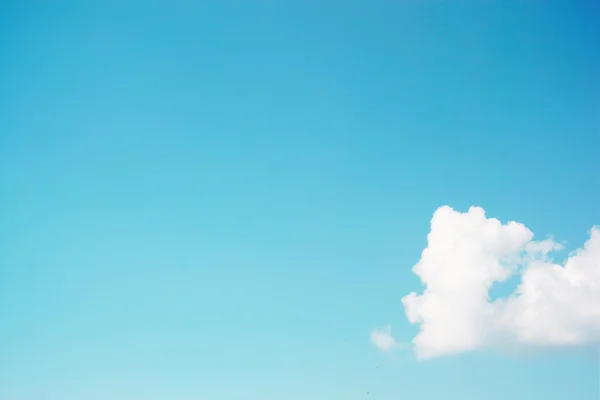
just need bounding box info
[1,1,599,399]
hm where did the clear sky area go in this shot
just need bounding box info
[1,1,599,399]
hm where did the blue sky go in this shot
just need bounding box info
[1,1,599,399]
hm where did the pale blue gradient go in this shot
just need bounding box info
[1,1,599,399]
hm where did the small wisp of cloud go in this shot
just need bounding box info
[370,325,399,351]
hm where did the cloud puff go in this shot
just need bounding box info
[400,206,600,359]
[370,325,399,351]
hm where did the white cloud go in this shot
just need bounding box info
[398,206,600,359]
[370,325,399,351]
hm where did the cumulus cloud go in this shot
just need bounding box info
[399,206,600,359]
[370,325,399,351]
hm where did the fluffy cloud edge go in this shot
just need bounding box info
[376,206,600,360]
